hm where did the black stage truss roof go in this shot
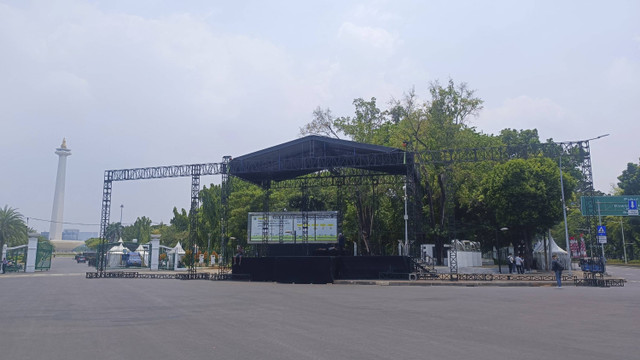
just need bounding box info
[228,135,412,184]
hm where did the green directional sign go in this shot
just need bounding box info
[581,196,640,216]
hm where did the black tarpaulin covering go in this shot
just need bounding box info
[229,135,410,184]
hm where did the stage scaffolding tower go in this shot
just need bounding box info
[220,156,232,265]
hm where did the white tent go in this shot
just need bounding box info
[107,240,129,268]
[533,235,570,271]
[135,244,148,266]
[169,242,186,269]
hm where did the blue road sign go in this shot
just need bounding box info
[629,200,639,216]
[597,226,606,236]
[597,225,607,244]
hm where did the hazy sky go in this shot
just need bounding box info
[1,0,638,233]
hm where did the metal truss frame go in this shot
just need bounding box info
[97,162,223,271]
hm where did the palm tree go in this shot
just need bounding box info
[105,222,124,242]
[0,205,27,253]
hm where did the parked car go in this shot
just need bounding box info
[126,252,142,267]
[76,256,86,263]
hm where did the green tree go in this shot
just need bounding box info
[394,80,486,261]
[479,157,577,266]
[334,97,390,143]
[299,106,340,138]
[170,207,189,232]
[0,205,27,251]
[85,237,102,249]
[105,222,123,242]
[618,158,640,195]
[333,97,393,254]
[139,217,153,243]
[614,159,640,260]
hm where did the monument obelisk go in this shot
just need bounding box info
[49,139,71,241]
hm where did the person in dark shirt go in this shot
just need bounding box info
[551,254,564,288]
[337,233,345,253]
[234,245,243,266]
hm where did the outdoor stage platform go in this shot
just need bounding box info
[232,256,411,284]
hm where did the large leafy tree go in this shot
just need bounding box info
[393,80,487,261]
[479,157,576,266]
[300,97,396,254]
[612,159,640,260]
[334,98,394,254]
[618,158,640,195]
[121,216,152,243]
[0,205,27,251]
[297,80,492,256]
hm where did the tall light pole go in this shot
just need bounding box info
[402,140,410,256]
[586,133,609,265]
[403,183,409,256]
[621,219,628,264]
[120,204,124,224]
[559,155,571,274]
[597,201,606,268]
[497,227,508,273]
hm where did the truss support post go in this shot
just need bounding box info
[443,168,458,277]
[406,156,422,258]
[336,176,344,235]
[188,165,201,276]
[261,181,271,257]
[98,171,113,272]
[301,179,310,254]
[575,141,600,261]
[221,156,231,266]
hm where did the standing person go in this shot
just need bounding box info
[233,245,243,266]
[337,233,345,253]
[551,254,564,288]
[2,258,7,274]
[515,255,524,274]
[507,254,515,274]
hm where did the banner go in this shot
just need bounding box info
[569,237,579,258]
[579,236,587,258]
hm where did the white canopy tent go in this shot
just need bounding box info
[135,244,148,267]
[533,235,570,271]
[107,239,129,268]
[169,242,186,269]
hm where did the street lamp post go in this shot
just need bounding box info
[402,140,411,257]
[403,183,409,256]
[559,156,572,274]
[120,204,124,224]
[496,227,508,273]
[621,219,628,264]
[229,237,236,265]
[207,233,211,262]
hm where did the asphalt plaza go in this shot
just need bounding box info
[0,257,638,360]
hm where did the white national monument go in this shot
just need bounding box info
[49,138,71,241]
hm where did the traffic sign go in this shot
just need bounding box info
[597,225,607,244]
[629,200,639,216]
[581,196,640,216]
[597,226,606,236]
